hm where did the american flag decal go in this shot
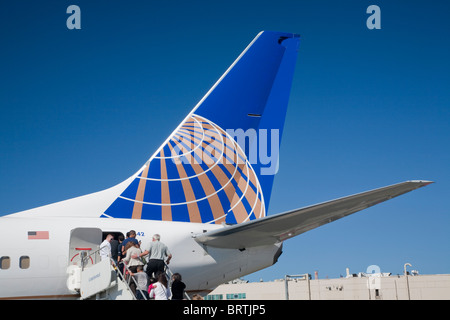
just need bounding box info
[28,231,49,240]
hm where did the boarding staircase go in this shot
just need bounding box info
[66,249,188,300]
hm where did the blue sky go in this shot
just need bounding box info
[1,1,449,281]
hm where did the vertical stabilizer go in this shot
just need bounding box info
[104,31,300,224]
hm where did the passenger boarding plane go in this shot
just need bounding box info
[0,31,432,299]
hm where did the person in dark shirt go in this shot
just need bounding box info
[121,230,139,255]
[110,236,119,265]
[171,273,186,300]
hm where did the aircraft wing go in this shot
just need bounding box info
[194,180,433,249]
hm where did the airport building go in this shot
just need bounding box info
[206,269,450,300]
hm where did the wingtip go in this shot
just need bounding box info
[409,180,434,186]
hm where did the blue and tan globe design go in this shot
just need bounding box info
[103,114,265,224]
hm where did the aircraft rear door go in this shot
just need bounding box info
[68,228,102,268]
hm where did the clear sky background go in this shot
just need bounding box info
[1,1,449,281]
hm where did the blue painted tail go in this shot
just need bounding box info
[104,31,300,224]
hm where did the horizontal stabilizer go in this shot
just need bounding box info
[194,180,433,249]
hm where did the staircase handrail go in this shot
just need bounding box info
[79,247,147,300]
[164,264,191,300]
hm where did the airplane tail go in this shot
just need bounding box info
[104,31,301,224]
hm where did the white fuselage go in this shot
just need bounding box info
[0,216,281,299]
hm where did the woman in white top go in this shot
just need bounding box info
[122,242,144,269]
[149,273,171,300]
[122,242,143,295]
